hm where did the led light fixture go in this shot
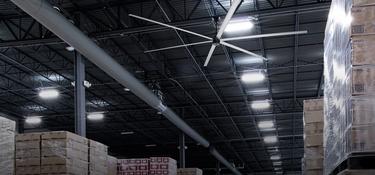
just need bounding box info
[38,88,59,99]
[25,116,42,124]
[87,112,104,121]
[241,72,265,83]
[251,100,271,110]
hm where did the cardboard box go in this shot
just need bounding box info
[303,99,324,111]
[41,164,88,175]
[118,158,150,173]
[351,6,375,35]
[15,133,41,175]
[41,139,88,153]
[303,169,323,175]
[16,158,40,167]
[348,125,375,152]
[352,35,375,65]
[304,146,324,159]
[353,0,375,7]
[89,140,108,175]
[40,131,89,175]
[16,133,41,142]
[177,168,203,175]
[41,132,88,162]
[0,116,16,131]
[16,148,40,159]
[303,158,323,170]
[304,134,323,147]
[150,170,177,175]
[351,97,375,125]
[41,146,88,161]
[15,166,41,175]
[107,156,118,175]
[41,156,88,166]
[352,66,375,95]
[41,131,88,145]
[150,157,177,175]
[0,117,15,174]
[304,122,324,135]
[303,111,324,124]
[351,124,375,143]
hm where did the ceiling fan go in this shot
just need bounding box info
[129,0,307,67]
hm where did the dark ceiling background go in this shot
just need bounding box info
[0,0,330,174]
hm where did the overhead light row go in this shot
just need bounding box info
[25,112,105,125]
[32,85,133,124]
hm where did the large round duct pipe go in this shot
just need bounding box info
[10,0,242,174]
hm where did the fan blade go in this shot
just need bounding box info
[221,41,267,61]
[216,0,242,39]
[145,41,212,53]
[221,30,308,42]
[129,14,212,40]
[204,45,217,67]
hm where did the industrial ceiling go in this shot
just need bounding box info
[0,0,330,174]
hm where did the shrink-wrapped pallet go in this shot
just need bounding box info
[324,0,375,174]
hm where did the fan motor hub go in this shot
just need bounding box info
[213,37,220,45]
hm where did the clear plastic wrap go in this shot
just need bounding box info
[0,117,16,175]
[324,0,375,174]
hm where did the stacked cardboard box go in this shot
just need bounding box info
[177,168,203,175]
[117,157,177,175]
[88,140,108,175]
[302,99,324,175]
[117,158,149,175]
[324,0,375,174]
[149,157,177,175]
[0,117,16,175]
[41,131,89,175]
[15,133,41,175]
[107,155,118,175]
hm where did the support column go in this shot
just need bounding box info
[179,108,186,168]
[179,132,186,168]
[74,51,86,137]
[216,161,221,175]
